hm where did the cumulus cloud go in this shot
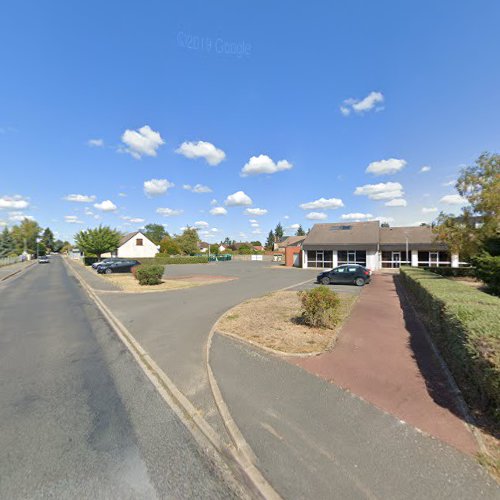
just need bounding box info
[422,207,438,214]
[299,197,344,210]
[251,229,262,235]
[64,215,84,224]
[9,211,35,222]
[354,182,404,200]
[341,213,374,220]
[241,154,293,176]
[64,194,96,203]
[121,125,164,159]
[0,195,29,210]
[156,207,183,217]
[209,206,228,216]
[249,219,257,223]
[87,139,104,147]
[419,165,431,173]
[366,158,406,176]
[94,200,117,212]
[194,220,209,228]
[244,208,268,216]
[440,194,467,205]
[121,216,145,223]
[183,183,212,193]
[340,91,384,116]
[305,212,328,220]
[385,198,407,207]
[251,223,260,228]
[225,191,253,206]
[144,178,174,197]
[376,216,395,224]
[175,140,225,166]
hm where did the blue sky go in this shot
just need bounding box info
[1,1,499,243]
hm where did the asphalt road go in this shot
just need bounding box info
[0,257,240,499]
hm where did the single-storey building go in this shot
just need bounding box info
[103,231,159,259]
[301,221,459,270]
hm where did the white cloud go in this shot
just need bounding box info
[249,219,257,223]
[121,125,164,159]
[87,138,104,147]
[0,220,6,227]
[194,220,209,228]
[183,183,212,193]
[0,195,29,210]
[375,216,395,224]
[64,215,84,224]
[94,200,117,212]
[340,91,384,116]
[8,211,35,222]
[121,216,145,223]
[241,154,293,176]
[305,212,328,220]
[225,191,253,206]
[209,206,228,216]
[251,223,260,228]
[156,207,184,217]
[251,229,262,235]
[419,165,431,173]
[354,182,404,200]
[385,198,407,207]
[299,197,344,210]
[341,213,374,220]
[210,199,218,206]
[144,178,174,197]
[440,194,467,205]
[175,140,226,166]
[366,158,406,176]
[244,208,268,216]
[442,179,456,187]
[422,207,438,214]
[64,194,96,203]
[118,192,127,197]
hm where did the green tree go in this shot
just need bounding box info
[10,219,42,254]
[209,244,220,255]
[250,240,262,247]
[74,225,121,259]
[143,223,169,245]
[52,239,65,253]
[159,236,181,255]
[41,227,55,252]
[238,245,253,255]
[274,222,284,241]
[0,227,16,257]
[265,230,275,250]
[37,242,47,257]
[223,237,232,246]
[175,227,200,255]
[295,225,305,236]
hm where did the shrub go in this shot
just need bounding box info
[424,267,476,278]
[472,253,500,295]
[139,255,209,265]
[298,286,341,329]
[135,264,164,286]
[400,267,500,422]
[83,256,99,266]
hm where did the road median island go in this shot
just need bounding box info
[216,289,357,355]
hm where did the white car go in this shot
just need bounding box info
[38,256,50,263]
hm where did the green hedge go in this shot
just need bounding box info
[400,267,500,422]
[135,264,164,285]
[139,255,209,265]
[472,254,500,295]
[423,267,476,278]
[83,256,99,266]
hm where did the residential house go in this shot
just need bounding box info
[103,231,158,259]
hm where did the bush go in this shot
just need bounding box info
[83,256,99,266]
[400,267,500,422]
[298,286,341,329]
[135,264,164,286]
[139,255,209,265]
[472,253,500,295]
[424,267,476,278]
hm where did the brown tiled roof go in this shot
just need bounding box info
[119,231,139,246]
[379,226,447,250]
[303,221,380,249]
[279,236,306,247]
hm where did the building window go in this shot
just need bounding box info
[136,238,143,246]
[338,250,366,266]
[381,250,409,268]
[307,250,333,268]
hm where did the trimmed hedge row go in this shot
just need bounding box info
[139,255,209,265]
[400,267,500,422]
[423,266,476,278]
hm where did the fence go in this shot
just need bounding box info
[0,256,21,267]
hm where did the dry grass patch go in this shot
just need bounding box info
[216,290,357,354]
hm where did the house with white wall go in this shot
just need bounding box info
[301,221,458,270]
[103,231,158,259]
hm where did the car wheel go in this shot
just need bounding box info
[355,277,365,286]
[321,277,330,285]
[105,268,113,275]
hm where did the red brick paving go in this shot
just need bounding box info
[290,273,478,455]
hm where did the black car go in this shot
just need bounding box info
[92,257,125,269]
[96,259,141,274]
[317,264,371,286]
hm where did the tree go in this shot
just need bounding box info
[250,241,262,247]
[238,245,253,255]
[10,219,42,254]
[175,227,200,255]
[143,223,168,245]
[381,222,390,228]
[0,227,16,257]
[52,239,65,253]
[74,225,121,259]
[209,244,220,255]
[37,242,47,257]
[159,236,181,255]
[295,225,306,236]
[223,237,232,246]
[41,227,55,252]
[265,230,275,250]
[274,222,284,241]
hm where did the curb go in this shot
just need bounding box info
[0,261,37,282]
[62,257,275,500]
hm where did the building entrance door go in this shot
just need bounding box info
[429,252,439,267]
[392,251,401,268]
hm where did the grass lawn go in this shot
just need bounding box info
[216,290,357,354]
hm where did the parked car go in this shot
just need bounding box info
[317,264,371,286]
[38,255,50,264]
[92,258,124,269]
[96,259,141,274]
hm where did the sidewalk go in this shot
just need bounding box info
[291,272,478,455]
[0,260,36,281]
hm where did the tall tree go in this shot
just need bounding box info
[223,237,232,246]
[265,230,275,250]
[295,225,306,236]
[274,222,284,241]
[74,225,121,259]
[159,236,181,255]
[175,227,200,255]
[52,239,65,253]
[41,227,55,252]
[143,223,168,245]
[10,219,42,254]
[0,227,16,257]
